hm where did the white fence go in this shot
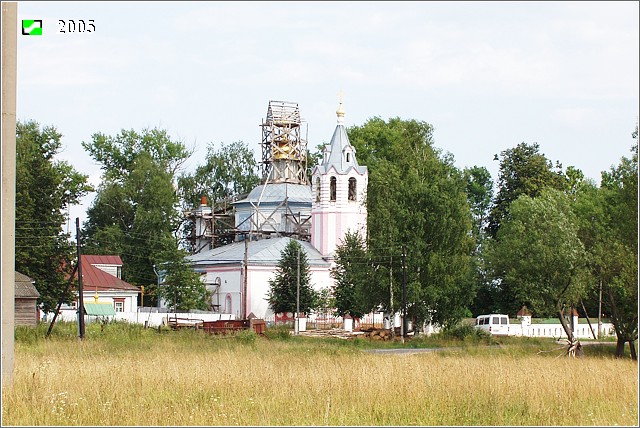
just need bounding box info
[44,309,236,328]
[509,321,616,339]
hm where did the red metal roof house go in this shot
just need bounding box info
[78,255,140,314]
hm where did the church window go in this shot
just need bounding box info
[315,177,321,202]
[330,177,337,201]
[346,152,351,163]
[225,294,232,314]
[348,177,357,201]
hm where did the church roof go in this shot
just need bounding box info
[315,103,367,176]
[187,237,330,268]
[233,183,312,206]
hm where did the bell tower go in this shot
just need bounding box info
[311,99,368,258]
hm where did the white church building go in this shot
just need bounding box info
[184,100,368,320]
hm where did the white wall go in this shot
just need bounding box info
[44,309,236,328]
[246,264,335,319]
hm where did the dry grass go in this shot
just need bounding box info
[2,325,638,426]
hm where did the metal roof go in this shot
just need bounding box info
[316,124,367,175]
[15,271,40,298]
[84,255,123,266]
[79,255,139,292]
[233,183,312,205]
[84,302,116,316]
[187,237,330,268]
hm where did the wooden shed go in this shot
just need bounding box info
[15,271,40,326]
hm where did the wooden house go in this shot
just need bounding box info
[15,271,40,326]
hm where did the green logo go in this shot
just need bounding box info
[22,20,43,36]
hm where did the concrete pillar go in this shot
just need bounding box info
[343,314,352,332]
[2,1,18,387]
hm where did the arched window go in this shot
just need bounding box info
[315,177,321,202]
[348,177,357,201]
[346,152,351,163]
[225,294,232,314]
[330,177,337,201]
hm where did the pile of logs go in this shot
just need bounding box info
[297,328,394,341]
[298,328,364,339]
[362,328,393,341]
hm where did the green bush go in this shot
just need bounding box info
[235,329,257,345]
[439,323,492,342]
[264,325,292,341]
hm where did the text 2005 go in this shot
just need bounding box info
[58,20,95,33]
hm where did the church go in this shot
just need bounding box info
[184,100,368,320]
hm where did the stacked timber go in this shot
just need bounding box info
[362,328,392,341]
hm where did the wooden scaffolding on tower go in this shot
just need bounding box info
[260,100,308,185]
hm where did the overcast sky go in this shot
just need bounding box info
[15,1,639,228]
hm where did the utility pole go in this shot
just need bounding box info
[2,0,18,386]
[76,218,85,340]
[401,246,407,340]
[243,234,248,320]
[295,244,300,335]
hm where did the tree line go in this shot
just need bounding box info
[14,117,637,358]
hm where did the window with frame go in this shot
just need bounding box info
[113,299,125,312]
[330,177,336,201]
[348,177,357,201]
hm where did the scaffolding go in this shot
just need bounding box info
[260,100,308,185]
[184,194,247,253]
[185,100,312,253]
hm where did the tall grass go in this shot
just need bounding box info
[3,322,637,426]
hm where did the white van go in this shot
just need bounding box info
[475,314,510,336]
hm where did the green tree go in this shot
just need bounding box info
[178,140,260,209]
[178,141,260,250]
[487,142,564,239]
[331,231,377,319]
[348,117,475,329]
[487,188,588,340]
[464,166,494,246]
[464,166,494,316]
[156,239,210,311]
[82,128,195,306]
[15,120,92,313]
[266,239,318,315]
[598,136,638,359]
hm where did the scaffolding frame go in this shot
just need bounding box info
[185,100,312,252]
[260,100,308,185]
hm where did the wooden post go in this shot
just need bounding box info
[76,218,85,340]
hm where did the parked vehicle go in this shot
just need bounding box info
[475,314,510,336]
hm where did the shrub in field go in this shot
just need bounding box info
[264,325,292,341]
[438,322,493,342]
[235,329,257,346]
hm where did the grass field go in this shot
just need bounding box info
[2,322,638,426]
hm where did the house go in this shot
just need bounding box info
[78,255,140,313]
[15,271,40,326]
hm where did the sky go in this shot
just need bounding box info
[14,1,640,229]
